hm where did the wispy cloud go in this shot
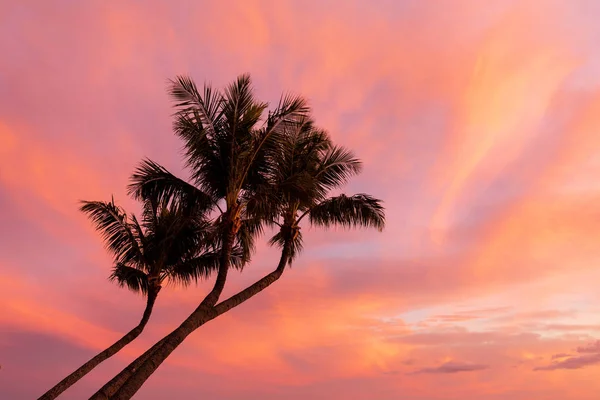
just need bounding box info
[409,361,489,374]
[551,353,573,360]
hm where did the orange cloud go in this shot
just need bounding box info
[430,1,581,241]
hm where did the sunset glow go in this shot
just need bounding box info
[2,1,600,399]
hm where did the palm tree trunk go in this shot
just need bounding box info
[201,220,236,307]
[89,337,168,400]
[37,289,159,400]
[107,240,291,400]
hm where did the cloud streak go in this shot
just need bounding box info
[410,361,489,375]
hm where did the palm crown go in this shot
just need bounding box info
[80,195,232,294]
[263,116,385,261]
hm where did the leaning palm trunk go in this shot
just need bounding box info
[90,337,168,399]
[38,289,159,400]
[98,240,292,400]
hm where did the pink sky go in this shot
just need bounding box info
[2,1,600,399]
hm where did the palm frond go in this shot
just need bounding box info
[167,244,246,287]
[307,194,385,231]
[144,203,213,269]
[109,263,149,295]
[236,217,265,263]
[130,214,147,256]
[170,79,227,199]
[268,93,311,131]
[262,94,310,155]
[244,183,282,221]
[267,119,334,209]
[80,199,143,265]
[222,74,268,135]
[239,93,310,190]
[168,75,222,139]
[128,159,215,212]
[168,253,218,286]
[229,245,246,270]
[314,145,362,194]
[179,122,227,199]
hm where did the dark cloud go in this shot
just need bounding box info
[409,361,489,375]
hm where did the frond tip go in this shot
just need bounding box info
[79,199,143,265]
[127,158,215,211]
[314,145,362,193]
[308,194,385,232]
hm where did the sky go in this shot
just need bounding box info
[2,0,600,399]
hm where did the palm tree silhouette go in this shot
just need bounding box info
[93,76,384,399]
[38,193,233,400]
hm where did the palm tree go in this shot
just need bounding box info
[98,106,384,397]
[260,115,385,266]
[37,193,230,400]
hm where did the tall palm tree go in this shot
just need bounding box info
[38,193,230,400]
[98,115,385,397]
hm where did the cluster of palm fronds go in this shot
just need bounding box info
[38,75,385,400]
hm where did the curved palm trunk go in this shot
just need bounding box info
[37,289,159,400]
[106,240,291,400]
[89,337,168,399]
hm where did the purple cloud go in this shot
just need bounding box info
[551,353,573,360]
[535,340,600,371]
[535,353,600,371]
[409,361,489,375]
[576,340,600,353]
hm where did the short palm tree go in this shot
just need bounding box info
[100,88,384,398]
[260,115,385,269]
[38,194,229,400]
